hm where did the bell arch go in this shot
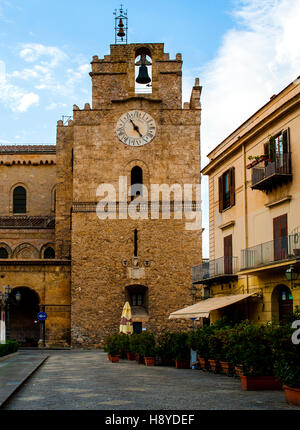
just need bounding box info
[135,47,152,94]
[9,287,41,346]
[271,284,293,323]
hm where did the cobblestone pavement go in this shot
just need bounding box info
[2,350,300,410]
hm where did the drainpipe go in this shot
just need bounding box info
[242,143,249,294]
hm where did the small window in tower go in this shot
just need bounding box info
[135,48,152,94]
[131,166,143,200]
[13,186,26,214]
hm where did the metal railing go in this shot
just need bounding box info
[241,233,300,270]
[252,153,292,187]
[0,216,55,229]
[192,256,238,283]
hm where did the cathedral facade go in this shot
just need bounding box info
[0,42,202,348]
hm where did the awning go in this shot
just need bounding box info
[169,293,256,320]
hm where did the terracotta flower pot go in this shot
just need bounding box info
[110,355,119,363]
[220,361,235,376]
[208,359,221,373]
[126,352,136,361]
[240,375,282,391]
[283,385,300,406]
[199,357,209,371]
[144,357,156,366]
[175,359,190,369]
[107,354,111,361]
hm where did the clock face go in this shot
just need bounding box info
[116,110,157,147]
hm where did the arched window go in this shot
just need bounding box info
[13,186,26,214]
[44,247,55,259]
[131,166,143,200]
[0,247,8,258]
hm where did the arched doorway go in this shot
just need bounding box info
[9,287,40,346]
[125,285,149,333]
[271,284,293,322]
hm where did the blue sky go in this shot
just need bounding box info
[1,0,300,257]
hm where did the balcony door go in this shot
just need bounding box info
[273,214,288,261]
[224,235,232,274]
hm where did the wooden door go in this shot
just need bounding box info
[224,235,233,274]
[273,214,288,261]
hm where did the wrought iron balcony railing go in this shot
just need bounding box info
[241,233,300,270]
[0,216,55,229]
[251,153,292,191]
[192,256,238,284]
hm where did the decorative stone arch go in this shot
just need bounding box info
[271,284,293,323]
[124,160,150,202]
[13,243,40,259]
[10,286,41,346]
[9,182,29,214]
[40,242,56,259]
[0,242,12,258]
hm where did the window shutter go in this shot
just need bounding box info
[264,143,270,166]
[230,167,235,207]
[282,128,290,153]
[219,175,223,212]
[269,136,275,162]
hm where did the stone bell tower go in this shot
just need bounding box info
[55,9,202,347]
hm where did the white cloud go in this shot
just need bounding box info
[19,43,67,67]
[183,0,300,257]
[200,0,300,165]
[0,60,39,112]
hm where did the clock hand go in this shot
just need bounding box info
[130,119,143,138]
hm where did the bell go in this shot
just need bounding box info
[136,64,151,84]
[117,18,125,38]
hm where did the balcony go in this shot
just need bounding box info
[241,233,300,271]
[0,216,55,229]
[251,153,292,191]
[192,256,238,285]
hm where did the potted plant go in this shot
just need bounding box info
[157,331,175,366]
[273,310,300,405]
[207,332,222,373]
[128,333,142,362]
[137,331,157,366]
[229,322,282,390]
[189,327,211,371]
[103,333,121,363]
[118,333,130,359]
[172,332,190,369]
[218,328,235,376]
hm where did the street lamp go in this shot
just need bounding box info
[0,286,21,340]
[285,265,298,289]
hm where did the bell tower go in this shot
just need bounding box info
[56,8,202,347]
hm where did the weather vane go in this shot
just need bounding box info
[113,5,128,44]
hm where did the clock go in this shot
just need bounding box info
[116,110,157,147]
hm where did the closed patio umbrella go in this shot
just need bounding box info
[120,301,133,335]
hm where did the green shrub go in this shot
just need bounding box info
[129,333,141,354]
[273,323,300,388]
[136,331,157,357]
[0,340,19,357]
[157,331,175,360]
[171,332,190,361]
[103,333,122,356]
